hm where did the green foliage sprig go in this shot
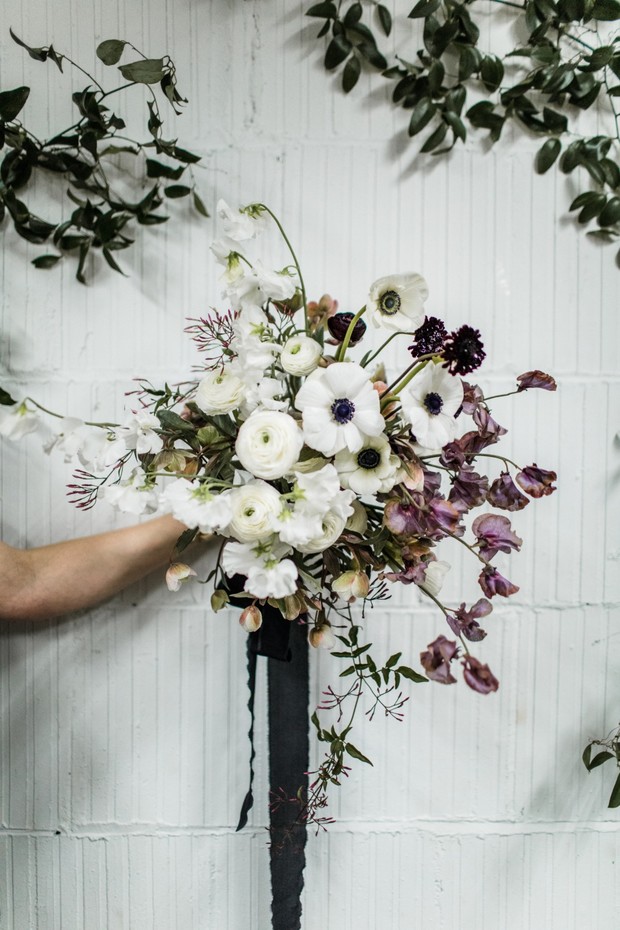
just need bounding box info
[583,724,620,807]
[306,0,620,264]
[0,30,208,284]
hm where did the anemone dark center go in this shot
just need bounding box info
[424,392,443,415]
[380,290,400,315]
[357,448,381,470]
[331,398,356,424]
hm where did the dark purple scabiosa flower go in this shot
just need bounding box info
[472,513,523,560]
[327,311,367,345]
[516,370,557,392]
[462,655,499,694]
[447,598,492,642]
[516,464,557,498]
[408,316,448,358]
[449,466,489,513]
[420,635,459,684]
[478,566,520,598]
[442,325,486,376]
[487,472,530,512]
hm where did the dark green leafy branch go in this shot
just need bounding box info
[306,0,620,265]
[583,725,620,808]
[0,30,208,284]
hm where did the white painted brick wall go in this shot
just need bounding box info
[1,2,619,927]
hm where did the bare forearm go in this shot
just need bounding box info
[0,516,186,621]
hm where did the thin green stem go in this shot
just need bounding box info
[446,530,488,567]
[25,397,118,429]
[360,330,412,368]
[62,55,105,93]
[483,389,519,401]
[336,305,367,362]
[256,204,309,332]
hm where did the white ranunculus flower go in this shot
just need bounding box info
[195,368,246,416]
[235,410,304,480]
[366,273,428,332]
[294,362,385,457]
[335,434,401,495]
[400,362,464,449]
[227,480,282,542]
[419,560,451,597]
[297,509,347,554]
[217,199,267,242]
[280,335,323,376]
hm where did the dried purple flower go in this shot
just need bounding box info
[442,325,486,376]
[516,370,557,392]
[447,598,492,642]
[487,472,530,512]
[420,635,459,684]
[478,566,520,598]
[462,655,499,694]
[472,513,523,560]
[472,405,507,439]
[408,316,448,357]
[461,381,484,415]
[327,312,367,345]
[516,465,557,498]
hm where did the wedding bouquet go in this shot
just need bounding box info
[1,200,557,821]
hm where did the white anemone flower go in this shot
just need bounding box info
[366,273,428,332]
[235,410,304,480]
[159,478,233,534]
[222,539,298,599]
[335,434,401,495]
[294,362,385,457]
[400,362,464,449]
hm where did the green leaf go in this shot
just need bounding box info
[386,652,402,669]
[480,55,504,92]
[591,0,620,18]
[409,98,435,137]
[325,35,352,69]
[588,750,615,770]
[306,1,338,16]
[356,42,387,70]
[345,743,373,765]
[96,39,127,65]
[164,184,192,198]
[600,158,620,187]
[397,665,428,683]
[102,247,127,275]
[0,387,17,406]
[157,409,194,433]
[339,666,357,677]
[535,137,561,173]
[377,4,392,35]
[569,190,599,210]
[609,772,620,808]
[76,242,90,285]
[118,58,165,84]
[10,28,50,63]
[458,46,478,82]
[420,120,448,153]
[145,158,185,180]
[428,59,445,93]
[409,0,440,17]
[598,197,620,226]
[578,193,607,223]
[342,54,361,93]
[193,191,209,218]
[542,107,568,132]
[344,2,363,26]
[0,86,30,122]
[31,253,61,269]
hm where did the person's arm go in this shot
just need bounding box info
[0,515,187,621]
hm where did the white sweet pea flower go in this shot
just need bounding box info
[230,306,281,371]
[222,539,298,599]
[102,471,159,515]
[280,335,322,376]
[75,429,127,471]
[0,403,41,440]
[44,417,89,461]
[419,560,451,597]
[118,412,163,456]
[366,273,428,332]
[159,478,233,534]
[294,362,385,457]
[228,262,296,310]
[227,480,282,543]
[296,508,348,554]
[238,375,287,417]
[335,434,401,495]
[217,199,267,242]
[210,235,245,283]
[235,410,304,480]
[195,368,246,416]
[400,362,464,449]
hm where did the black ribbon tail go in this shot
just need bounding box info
[236,642,257,832]
[267,617,309,930]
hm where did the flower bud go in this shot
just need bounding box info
[332,570,370,601]
[239,605,262,633]
[210,588,229,612]
[327,312,367,345]
[166,562,197,592]
[345,500,368,535]
[308,623,336,650]
[282,593,305,620]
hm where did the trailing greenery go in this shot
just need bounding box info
[0,31,207,283]
[583,725,620,807]
[306,0,620,264]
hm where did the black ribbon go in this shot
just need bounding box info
[232,587,309,930]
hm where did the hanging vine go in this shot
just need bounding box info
[0,31,207,283]
[305,0,620,265]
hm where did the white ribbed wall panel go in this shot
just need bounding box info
[1,1,619,928]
